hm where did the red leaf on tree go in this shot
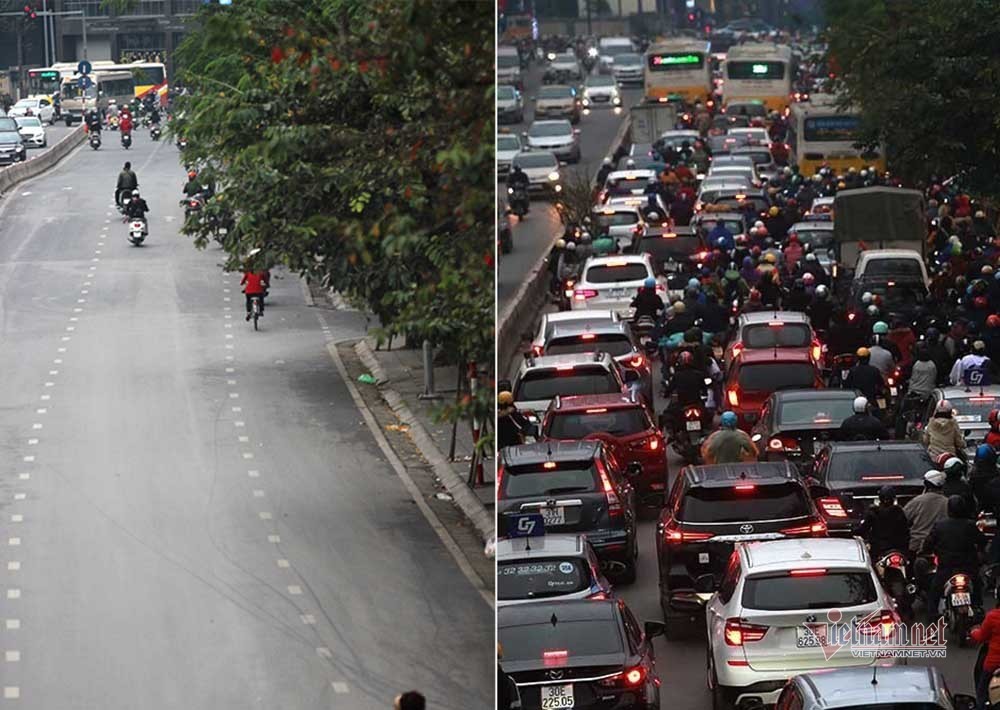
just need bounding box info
[329,57,341,71]
[404,186,412,199]
[359,60,369,74]
[484,252,494,268]
[271,46,285,64]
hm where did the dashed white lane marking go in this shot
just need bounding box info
[57,348,66,353]
[91,258,99,262]
[94,250,101,255]
[60,337,70,342]
[39,395,50,401]
[258,512,272,520]
[227,379,237,385]
[228,393,239,399]
[223,289,230,293]
[7,589,20,599]
[247,470,259,478]
[223,297,231,302]
[4,687,19,699]
[53,359,62,364]
[8,538,20,547]
[316,647,331,659]
[224,324,232,329]
[5,619,19,630]
[26,440,37,446]
[77,299,85,303]
[21,192,31,196]
[10,516,22,523]
[239,436,249,443]
[66,327,75,332]
[48,370,58,375]
[21,457,33,463]
[224,315,232,320]
[225,334,234,339]
[300,614,316,625]
[6,562,19,571]
[234,421,245,428]
[287,585,302,596]
[73,308,82,313]
[17,474,28,480]
[31,424,41,430]
[13,494,25,501]
[268,535,280,543]
[225,344,234,350]
[252,489,264,497]
[44,382,54,387]
[275,359,286,365]
[277,559,290,568]
[5,651,20,662]
[225,367,235,373]
[332,682,349,694]
[224,306,231,311]
[242,452,254,459]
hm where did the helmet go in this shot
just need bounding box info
[555,239,566,249]
[873,321,889,335]
[647,176,657,186]
[866,304,880,318]
[131,189,140,197]
[948,494,968,518]
[983,265,995,276]
[852,396,868,414]
[976,444,997,464]
[987,315,1000,329]
[924,470,946,488]
[721,411,738,429]
[805,252,817,262]
[878,485,896,505]
[768,206,780,217]
[861,292,873,304]
[643,277,656,288]
[672,301,686,314]
[763,253,777,264]
[975,296,989,310]
[678,350,694,367]
[754,220,765,230]
[936,399,953,415]
[856,347,870,359]
[565,241,576,251]
[974,339,987,352]
[815,284,828,298]
[802,272,815,284]
[498,391,514,406]
[837,181,847,189]
[602,157,612,166]
[943,456,965,477]
[648,211,661,221]
[625,158,636,168]
[687,277,700,290]
[187,170,197,180]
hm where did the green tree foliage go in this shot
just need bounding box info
[172,0,494,424]
[825,0,1000,195]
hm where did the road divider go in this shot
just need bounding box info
[498,116,633,378]
[0,125,86,199]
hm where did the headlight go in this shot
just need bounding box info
[547,52,556,61]
[582,98,590,106]
[548,172,560,181]
[613,96,622,105]
[554,184,563,193]
[588,47,598,57]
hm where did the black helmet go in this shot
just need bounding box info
[878,485,896,505]
[947,494,968,518]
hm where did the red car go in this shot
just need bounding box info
[724,348,825,431]
[541,393,667,496]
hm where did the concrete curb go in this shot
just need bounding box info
[354,339,494,544]
[0,124,86,198]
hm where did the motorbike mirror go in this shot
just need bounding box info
[703,377,712,386]
[694,573,717,593]
[643,620,666,639]
[952,695,976,710]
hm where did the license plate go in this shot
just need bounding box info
[686,421,702,431]
[698,552,710,564]
[541,507,565,526]
[541,684,574,709]
[796,625,827,647]
[951,592,971,606]
[609,288,627,298]
[890,387,898,396]
[877,399,887,409]
[219,227,228,234]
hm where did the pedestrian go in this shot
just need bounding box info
[394,691,425,710]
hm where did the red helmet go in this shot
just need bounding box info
[749,288,761,302]
[677,351,694,366]
[935,452,952,468]
[975,295,989,309]
[991,409,1000,428]
[988,314,1000,329]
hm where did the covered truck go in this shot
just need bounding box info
[630,102,678,146]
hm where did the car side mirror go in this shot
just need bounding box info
[643,620,666,639]
[952,694,977,710]
[694,573,717,593]
[626,462,642,478]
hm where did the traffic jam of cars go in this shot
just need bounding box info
[497,16,998,710]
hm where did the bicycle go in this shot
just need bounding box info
[249,295,263,330]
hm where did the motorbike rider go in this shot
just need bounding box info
[950,339,992,386]
[922,494,986,619]
[844,347,885,409]
[909,343,938,399]
[506,164,530,194]
[497,391,531,450]
[119,109,134,137]
[971,444,999,512]
[708,220,734,252]
[970,601,1000,709]
[986,410,1000,449]
[903,470,949,556]
[595,157,614,188]
[856,485,911,560]
[663,350,708,432]
[183,169,203,198]
[807,284,833,332]
[840,396,889,441]
[701,411,758,464]
[84,108,102,134]
[869,321,899,376]
[941,456,975,515]
[124,189,149,221]
[115,161,138,207]
[630,277,664,321]
[923,399,969,462]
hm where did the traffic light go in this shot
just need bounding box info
[23,4,36,19]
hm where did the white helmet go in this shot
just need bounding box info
[924,470,946,488]
[555,239,566,249]
[602,157,612,166]
[861,291,873,304]
[625,158,636,168]
[565,241,576,251]
[852,396,868,414]
[754,220,765,229]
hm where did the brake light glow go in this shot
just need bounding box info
[606,260,628,267]
[573,289,599,300]
[661,232,677,239]
[532,345,544,356]
[724,618,768,646]
[782,520,827,536]
[556,364,576,371]
[769,438,783,450]
[543,462,557,469]
[543,649,569,666]
[768,321,784,327]
[887,553,904,566]
[580,333,596,340]
[625,668,645,686]
[817,498,847,518]
[728,388,740,407]
[497,465,505,500]
[811,341,822,362]
[649,438,659,451]
[596,458,623,519]
[954,574,969,588]
[629,355,644,368]
[732,343,744,359]
[860,475,904,481]
[734,484,756,492]
[585,408,608,414]
[789,568,827,576]
[970,397,997,403]
[587,590,608,600]
[663,523,713,544]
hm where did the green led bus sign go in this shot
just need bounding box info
[652,54,700,66]
[751,64,769,75]
[31,70,59,80]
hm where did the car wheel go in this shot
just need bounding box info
[618,555,637,585]
[708,652,733,710]
[42,140,47,148]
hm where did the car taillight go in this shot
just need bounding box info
[629,354,644,368]
[632,224,644,236]
[587,590,609,600]
[727,388,740,407]
[684,407,701,420]
[811,340,822,362]
[573,289,598,300]
[531,345,544,356]
[496,465,505,500]
[858,609,897,639]
[953,574,969,589]
[781,520,827,536]
[731,343,744,359]
[662,520,713,544]
[598,666,646,688]
[724,618,768,646]
[596,459,623,519]
[818,497,848,518]
[630,436,660,452]
[887,553,905,567]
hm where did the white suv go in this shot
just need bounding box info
[706,537,896,709]
[570,255,662,315]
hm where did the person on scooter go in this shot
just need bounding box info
[701,411,757,464]
[124,189,148,221]
[869,321,899,377]
[951,339,993,386]
[986,410,1000,449]
[844,347,885,409]
[856,485,910,560]
[630,277,664,321]
[115,161,138,207]
[942,456,976,516]
[497,391,531,450]
[922,494,986,620]
[970,599,1000,709]
[904,470,949,556]
[663,350,708,435]
[839,396,889,441]
[971,444,999,513]
[923,399,969,462]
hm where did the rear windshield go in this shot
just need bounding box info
[639,236,702,262]
[733,149,772,165]
[547,407,649,439]
[737,363,816,392]
[502,464,599,498]
[952,397,1000,424]
[546,334,634,357]
[699,219,745,235]
[792,229,833,250]
[498,559,590,601]
[742,571,878,610]
[500,619,623,661]
[539,86,573,99]
[608,178,649,193]
[594,213,639,228]
[778,399,856,427]
[515,368,619,402]
[677,482,810,523]
[742,323,812,349]
[825,449,933,484]
[585,264,648,283]
[863,259,923,281]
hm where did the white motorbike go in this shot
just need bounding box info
[128,217,147,246]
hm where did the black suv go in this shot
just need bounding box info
[655,462,826,631]
[811,441,934,535]
[499,440,640,583]
[499,599,665,710]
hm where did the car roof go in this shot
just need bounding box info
[608,169,656,180]
[773,388,854,404]
[584,254,649,267]
[795,666,943,708]
[498,598,617,627]
[550,393,644,412]
[701,181,754,191]
[734,347,815,364]
[936,386,1000,400]
[544,310,619,326]
[513,150,557,164]
[593,205,641,216]
[539,84,574,93]
[502,439,601,466]
[530,119,572,128]
[790,221,833,231]
[693,211,744,221]
[521,352,614,370]
[740,310,811,325]
[741,537,867,571]
[496,533,589,561]
[822,440,928,454]
[643,225,695,237]
[548,321,630,339]
[683,461,800,488]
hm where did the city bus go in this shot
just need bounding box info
[643,37,712,104]
[787,95,886,175]
[58,71,136,124]
[109,61,169,105]
[723,42,794,112]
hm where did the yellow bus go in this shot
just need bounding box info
[723,42,794,112]
[109,61,169,105]
[788,95,886,175]
[643,38,712,104]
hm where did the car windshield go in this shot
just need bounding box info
[602,45,633,58]
[699,219,744,235]
[499,618,623,660]
[825,448,933,484]
[0,131,22,142]
[547,407,649,439]
[616,53,641,65]
[0,118,17,132]
[639,234,702,262]
[529,122,572,137]
[608,178,649,193]
[585,263,648,283]
[552,53,576,64]
[515,368,619,401]
[13,100,35,108]
[502,464,599,498]
[498,135,520,151]
[539,86,573,99]
[863,259,924,281]
[737,363,816,392]
[677,482,811,523]
[858,282,927,309]
[545,334,634,358]
[587,76,616,87]
[732,148,772,165]
[498,559,590,601]
[792,228,833,250]
[594,212,639,228]
[742,323,812,349]
[497,85,516,100]
[778,398,856,427]
[15,117,41,127]
[742,572,877,610]
[514,153,558,169]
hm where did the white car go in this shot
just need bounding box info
[497,133,522,177]
[612,52,645,84]
[570,254,661,314]
[496,534,613,608]
[582,75,622,109]
[530,310,621,357]
[510,150,562,197]
[591,205,645,247]
[524,119,580,163]
[706,537,896,709]
[8,97,55,124]
[14,116,46,148]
